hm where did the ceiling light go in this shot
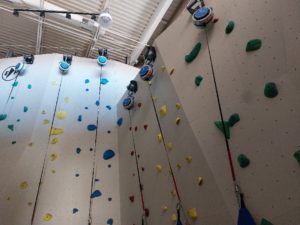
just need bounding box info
[99,9,112,28]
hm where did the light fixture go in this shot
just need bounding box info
[66,13,71,19]
[99,8,112,28]
[13,9,19,17]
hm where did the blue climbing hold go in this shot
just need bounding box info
[77,115,82,122]
[103,149,115,160]
[76,148,81,154]
[86,88,89,92]
[0,114,7,121]
[106,105,112,110]
[75,173,80,177]
[87,124,97,131]
[85,107,88,110]
[85,79,90,84]
[107,218,113,225]
[117,118,123,126]
[100,78,109,85]
[91,190,102,198]
[96,100,100,106]
[72,208,79,214]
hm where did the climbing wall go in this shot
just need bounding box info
[0,54,138,225]
[154,0,300,224]
[117,49,234,225]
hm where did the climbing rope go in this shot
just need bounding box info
[204,29,241,205]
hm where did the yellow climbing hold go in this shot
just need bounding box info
[161,65,166,72]
[64,97,70,103]
[19,181,28,190]
[175,117,181,125]
[28,142,33,147]
[152,96,157,102]
[148,80,152,86]
[43,119,49,125]
[176,164,182,169]
[175,103,181,110]
[167,142,173,151]
[51,138,58,144]
[50,153,57,161]
[28,202,32,207]
[56,111,67,120]
[198,176,203,185]
[169,68,175,75]
[159,105,168,116]
[51,170,56,174]
[162,205,168,212]
[171,213,177,222]
[41,110,47,115]
[48,128,64,135]
[185,156,192,163]
[43,213,53,221]
[51,80,58,86]
[171,189,176,197]
[188,208,198,220]
[156,164,162,172]
[157,133,163,142]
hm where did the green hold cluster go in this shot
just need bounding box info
[195,76,203,87]
[0,114,7,121]
[228,113,240,127]
[294,150,300,165]
[246,39,262,52]
[260,218,274,225]
[237,154,250,168]
[225,21,235,34]
[214,121,230,139]
[185,42,201,63]
[264,82,278,98]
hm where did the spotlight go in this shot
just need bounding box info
[13,9,19,17]
[99,8,112,28]
[23,54,34,64]
[66,13,71,19]
[40,11,45,18]
[91,15,97,21]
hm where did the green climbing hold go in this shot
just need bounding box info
[23,106,29,113]
[228,113,240,127]
[246,39,262,52]
[260,218,274,225]
[8,125,14,131]
[195,76,203,87]
[225,21,235,34]
[237,154,250,168]
[0,114,7,121]
[12,81,19,87]
[27,84,32,89]
[185,42,201,63]
[214,121,230,139]
[293,150,300,165]
[12,141,16,144]
[264,82,278,98]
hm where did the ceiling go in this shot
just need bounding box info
[0,0,182,64]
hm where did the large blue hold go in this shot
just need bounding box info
[117,118,123,126]
[107,218,113,225]
[100,78,109,85]
[91,190,102,198]
[87,124,97,131]
[103,150,115,160]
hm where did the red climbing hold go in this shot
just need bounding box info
[144,208,150,217]
[137,154,140,158]
[138,103,142,108]
[143,124,148,130]
[130,151,134,156]
[129,196,135,202]
[129,127,132,131]
[141,167,145,171]
[213,18,219,23]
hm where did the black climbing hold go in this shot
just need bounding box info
[293,150,300,165]
[214,121,230,139]
[228,113,240,127]
[225,21,235,34]
[264,82,278,98]
[195,76,203,87]
[185,42,201,63]
[260,218,274,225]
[246,39,262,52]
[238,154,250,168]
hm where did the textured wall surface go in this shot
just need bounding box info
[0,54,138,225]
[154,0,300,224]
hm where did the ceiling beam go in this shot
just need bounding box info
[85,0,110,58]
[35,0,44,55]
[130,0,174,65]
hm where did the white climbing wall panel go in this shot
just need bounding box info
[0,54,138,225]
[155,0,300,224]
